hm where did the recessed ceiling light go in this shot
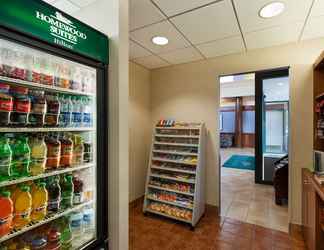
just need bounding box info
[152,36,169,46]
[259,2,285,18]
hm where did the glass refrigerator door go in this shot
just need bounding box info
[0,37,98,249]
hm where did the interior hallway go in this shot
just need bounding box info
[221,148,288,232]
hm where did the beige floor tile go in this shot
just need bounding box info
[226,201,249,221]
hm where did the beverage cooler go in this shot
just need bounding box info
[0,1,109,249]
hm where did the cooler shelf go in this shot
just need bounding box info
[0,76,94,96]
[0,127,95,133]
[0,200,93,243]
[0,163,93,188]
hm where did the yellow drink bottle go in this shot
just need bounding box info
[31,182,48,222]
[13,185,32,229]
[29,135,47,176]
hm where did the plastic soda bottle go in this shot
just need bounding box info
[59,95,72,127]
[13,185,32,230]
[11,135,31,177]
[58,216,73,250]
[81,97,92,127]
[60,174,74,209]
[31,182,48,222]
[29,134,47,176]
[46,176,61,213]
[45,134,61,170]
[0,191,13,237]
[0,136,12,181]
[72,134,84,166]
[72,173,83,205]
[83,206,94,234]
[60,134,73,168]
[71,96,82,127]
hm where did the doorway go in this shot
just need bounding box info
[219,68,290,232]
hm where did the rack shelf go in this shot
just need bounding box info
[148,185,194,197]
[0,163,93,188]
[144,123,206,227]
[0,200,93,243]
[152,150,197,156]
[0,76,94,96]
[0,127,95,133]
[151,166,196,175]
[152,157,197,166]
[146,196,193,210]
[154,142,198,147]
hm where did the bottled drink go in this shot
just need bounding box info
[81,97,92,127]
[29,90,47,127]
[45,94,60,127]
[0,83,13,126]
[71,96,82,127]
[46,176,61,213]
[72,174,83,205]
[32,55,42,83]
[81,168,94,202]
[57,216,73,250]
[72,134,84,166]
[12,49,26,80]
[31,182,48,222]
[29,134,47,175]
[0,136,12,181]
[40,57,54,86]
[45,225,61,250]
[60,174,74,209]
[23,53,33,82]
[1,47,15,77]
[83,206,94,234]
[82,70,95,93]
[71,66,82,91]
[10,135,31,177]
[45,134,61,170]
[0,191,13,237]
[10,86,31,126]
[60,134,73,167]
[13,185,32,229]
[58,62,71,89]
[69,212,83,239]
[83,141,93,164]
[59,95,72,127]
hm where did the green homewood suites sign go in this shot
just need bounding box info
[0,0,109,64]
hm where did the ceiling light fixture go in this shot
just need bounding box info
[152,36,169,46]
[259,2,285,18]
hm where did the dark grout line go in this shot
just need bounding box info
[298,0,316,42]
[230,0,247,52]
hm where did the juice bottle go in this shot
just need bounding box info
[12,49,26,80]
[45,94,60,127]
[0,191,13,237]
[72,134,84,166]
[72,173,83,205]
[31,182,48,222]
[81,168,94,202]
[0,83,13,126]
[11,135,31,177]
[83,133,93,164]
[40,57,54,86]
[0,136,12,181]
[45,135,61,170]
[46,176,61,213]
[59,62,71,89]
[59,95,72,128]
[29,134,47,176]
[45,225,61,250]
[32,55,42,83]
[1,47,15,77]
[60,174,74,209]
[10,86,31,126]
[29,90,47,127]
[13,185,32,230]
[60,134,73,168]
[57,217,72,250]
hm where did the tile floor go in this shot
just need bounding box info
[221,147,288,232]
[129,203,305,250]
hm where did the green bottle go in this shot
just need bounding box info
[61,174,74,209]
[10,135,30,177]
[0,136,12,181]
[59,216,73,250]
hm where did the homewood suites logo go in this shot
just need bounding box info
[35,11,87,49]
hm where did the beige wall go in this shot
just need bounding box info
[151,38,324,225]
[73,1,129,249]
[129,62,152,202]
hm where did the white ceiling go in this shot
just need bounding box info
[130,0,324,69]
[41,0,98,15]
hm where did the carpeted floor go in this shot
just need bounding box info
[222,154,255,170]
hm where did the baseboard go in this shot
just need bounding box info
[289,223,303,236]
[129,196,144,209]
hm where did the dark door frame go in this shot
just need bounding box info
[255,67,289,185]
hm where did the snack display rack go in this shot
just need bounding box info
[143,121,206,228]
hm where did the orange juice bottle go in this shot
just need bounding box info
[13,185,32,229]
[31,181,48,222]
[0,191,13,237]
